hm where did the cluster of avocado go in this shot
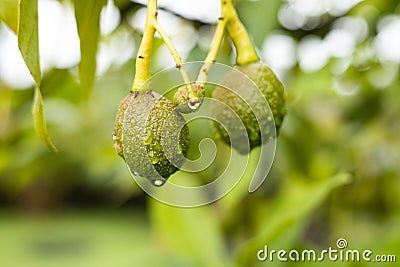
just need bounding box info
[113,62,286,182]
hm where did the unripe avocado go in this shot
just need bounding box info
[173,83,205,113]
[211,62,286,154]
[113,91,189,180]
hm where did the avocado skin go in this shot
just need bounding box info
[211,62,286,154]
[173,83,205,113]
[114,91,189,179]
[113,92,133,159]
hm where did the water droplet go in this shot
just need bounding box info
[141,132,153,145]
[151,157,160,164]
[148,150,154,157]
[188,98,201,110]
[132,171,139,176]
[141,131,152,145]
[112,134,117,141]
[152,179,166,187]
[125,148,132,155]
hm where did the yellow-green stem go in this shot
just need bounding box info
[132,0,157,92]
[196,0,258,86]
[153,21,197,99]
[197,14,227,86]
[224,0,258,65]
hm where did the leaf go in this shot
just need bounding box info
[18,0,57,152]
[32,87,58,152]
[148,172,232,267]
[0,0,19,33]
[18,0,41,84]
[237,173,352,267]
[73,0,106,97]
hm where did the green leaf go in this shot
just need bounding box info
[237,173,352,267]
[149,172,232,267]
[32,87,58,152]
[0,0,19,33]
[18,0,41,84]
[73,0,106,97]
[18,0,57,152]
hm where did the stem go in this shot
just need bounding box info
[197,13,227,86]
[153,21,197,99]
[223,0,258,65]
[131,0,198,99]
[131,0,157,92]
[196,0,259,87]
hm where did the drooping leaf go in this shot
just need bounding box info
[18,0,57,152]
[237,173,352,266]
[32,87,58,152]
[18,0,41,84]
[0,0,19,33]
[73,0,106,97]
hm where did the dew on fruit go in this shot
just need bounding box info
[141,131,153,145]
[152,179,166,187]
[151,157,160,164]
[188,98,201,110]
[124,147,132,155]
[115,90,190,179]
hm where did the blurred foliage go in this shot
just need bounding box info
[1,0,400,266]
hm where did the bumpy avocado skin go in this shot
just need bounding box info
[114,91,189,179]
[211,62,286,154]
[113,93,133,159]
[173,83,205,113]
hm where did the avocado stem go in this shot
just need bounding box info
[197,0,259,88]
[153,21,197,100]
[224,0,259,65]
[132,0,157,92]
[132,0,198,100]
[197,12,227,87]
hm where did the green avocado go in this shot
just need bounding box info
[173,83,205,113]
[211,62,286,154]
[113,91,189,180]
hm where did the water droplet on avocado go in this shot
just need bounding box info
[152,179,166,187]
[188,98,201,110]
[151,157,160,164]
[148,150,154,157]
[141,132,153,145]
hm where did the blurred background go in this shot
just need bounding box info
[0,0,399,266]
